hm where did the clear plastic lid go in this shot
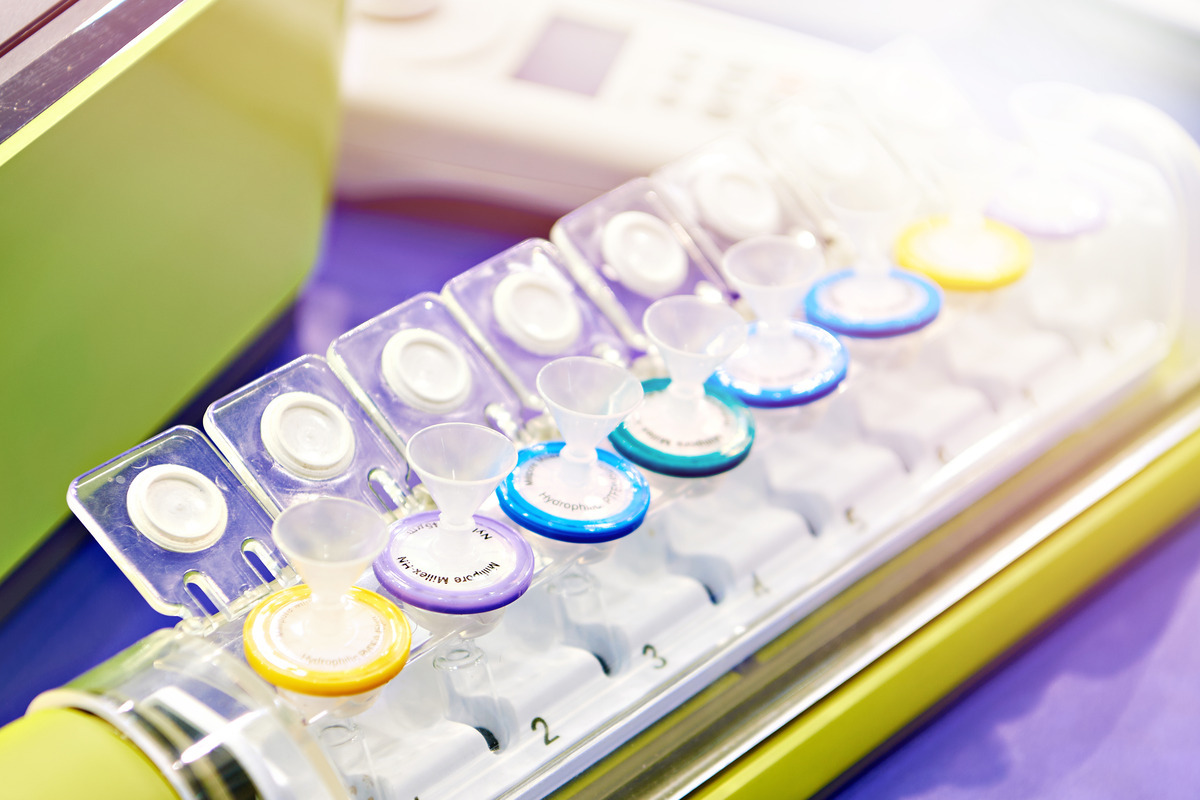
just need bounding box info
[327,293,526,449]
[652,136,820,267]
[442,239,632,410]
[551,178,731,351]
[204,354,414,516]
[67,426,283,620]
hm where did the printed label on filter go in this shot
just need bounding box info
[623,395,745,457]
[820,277,928,323]
[724,335,826,387]
[515,454,635,520]
[267,597,388,671]
[389,521,517,590]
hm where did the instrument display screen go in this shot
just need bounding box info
[514,16,629,96]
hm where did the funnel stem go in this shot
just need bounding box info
[665,380,707,422]
[305,591,348,640]
[430,515,480,562]
[558,443,598,488]
[856,245,891,280]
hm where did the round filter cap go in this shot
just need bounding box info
[609,378,755,478]
[493,271,583,356]
[373,511,534,615]
[895,216,1031,291]
[601,210,689,298]
[126,464,228,552]
[712,320,849,408]
[495,442,651,543]
[243,585,412,697]
[694,163,783,241]
[260,392,356,481]
[805,269,942,339]
[381,327,474,414]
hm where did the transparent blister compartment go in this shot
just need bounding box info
[203,354,416,517]
[549,177,731,352]
[651,135,823,267]
[66,426,283,621]
[327,292,526,449]
[442,238,633,410]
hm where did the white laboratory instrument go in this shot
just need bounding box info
[338,0,862,211]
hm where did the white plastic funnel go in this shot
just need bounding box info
[824,168,916,279]
[406,422,517,533]
[272,497,389,626]
[643,296,746,393]
[722,235,824,324]
[537,357,643,484]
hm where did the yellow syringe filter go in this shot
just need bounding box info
[895,216,1031,292]
[243,585,412,697]
[244,497,410,699]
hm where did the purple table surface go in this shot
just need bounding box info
[832,512,1200,800]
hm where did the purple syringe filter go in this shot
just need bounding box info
[373,422,532,616]
[550,177,731,352]
[374,510,533,615]
[66,426,283,619]
[442,238,632,411]
[652,136,818,264]
[204,354,414,516]
[327,293,525,449]
[987,167,1109,240]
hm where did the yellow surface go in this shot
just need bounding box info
[895,216,1031,291]
[0,0,343,578]
[693,413,1200,799]
[0,708,176,800]
[244,586,413,696]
